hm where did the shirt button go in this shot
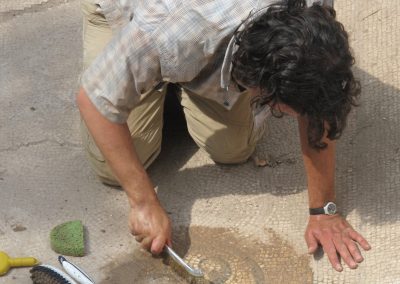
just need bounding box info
[223,101,230,107]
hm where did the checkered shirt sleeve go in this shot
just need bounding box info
[81,18,163,123]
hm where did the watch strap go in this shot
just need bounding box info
[309,202,337,215]
[309,207,325,215]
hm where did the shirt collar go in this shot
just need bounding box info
[220,3,270,91]
[220,32,239,91]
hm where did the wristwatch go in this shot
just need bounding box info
[309,202,337,215]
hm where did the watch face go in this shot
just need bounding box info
[327,203,337,214]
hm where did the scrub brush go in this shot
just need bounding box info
[30,265,77,284]
[30,257,94,284]
[30,255,94,284]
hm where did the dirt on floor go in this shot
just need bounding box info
[100,226,313,284]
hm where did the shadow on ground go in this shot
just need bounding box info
[154,66,400,222]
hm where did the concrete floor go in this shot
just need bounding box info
[0,0,399,283]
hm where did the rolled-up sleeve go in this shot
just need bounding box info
[81,19,162,123]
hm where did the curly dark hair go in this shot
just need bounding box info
[231,0,360,149]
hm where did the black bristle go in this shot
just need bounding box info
[30,265,72,284]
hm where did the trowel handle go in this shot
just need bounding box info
[164,245,204,277]
[8,257,39,268]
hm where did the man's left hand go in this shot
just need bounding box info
[305,214,371,271]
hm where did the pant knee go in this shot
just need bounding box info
[206,143,255,165]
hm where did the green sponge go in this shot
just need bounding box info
[50,220,85,257]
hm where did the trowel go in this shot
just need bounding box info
[165,245,204,277]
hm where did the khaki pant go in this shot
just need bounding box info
[80,0,266,185]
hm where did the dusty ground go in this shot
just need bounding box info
[0,0,399,283]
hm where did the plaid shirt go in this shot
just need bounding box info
[82,0,333,123]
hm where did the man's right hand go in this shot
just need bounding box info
[77,88,172,254]
[128,198,172,255]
